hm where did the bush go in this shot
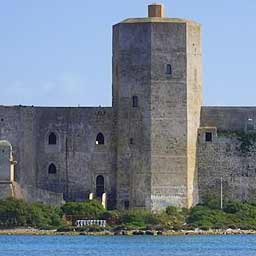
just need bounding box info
[120,210,149,228]
[100,210,121,225]
[186,205,229,229]
[0,198,64,229]
[28,203,63,228]
[61,200,106,220]
[3,197,256,232]
[201,194,221,210]
[223,201,244,214]
[166,206,179,216]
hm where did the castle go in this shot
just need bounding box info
[1,4,256,211]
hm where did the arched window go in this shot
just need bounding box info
[48,132,57,145]
[166,64,172,75]
[48,163,57,174]
[96,175,104,197]
[96,133,104,145]
[132,96,138,108]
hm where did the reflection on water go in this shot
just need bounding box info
[0,235,256,256]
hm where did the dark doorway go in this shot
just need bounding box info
[96,175,105,198]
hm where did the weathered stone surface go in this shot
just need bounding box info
[0,106,116,206]
[198,109,256,204]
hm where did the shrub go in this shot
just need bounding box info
[186,205,229,229]
[223,201,244,214]
[201,194,221,210]
[61,200,106,220]
[0,198,63,229]
[166,206,179,216]
[100,210,121,225]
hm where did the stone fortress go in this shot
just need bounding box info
[1,3,256,211]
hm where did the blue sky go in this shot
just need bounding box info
[0,0,256,107]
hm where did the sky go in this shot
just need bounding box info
[0,0,256,107]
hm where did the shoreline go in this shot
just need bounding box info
[0,228,256,236]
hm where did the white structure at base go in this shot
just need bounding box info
[76,219,106,228]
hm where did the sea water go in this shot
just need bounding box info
[0,235,256,256]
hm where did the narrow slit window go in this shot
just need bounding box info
[132,96,138,108]
[205,132,212,142]
[166,64,172,75]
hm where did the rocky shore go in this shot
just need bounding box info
[1,228,256,236]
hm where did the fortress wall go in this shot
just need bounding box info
[35,107,116,204]
[201,107,256,131]
[0,106,37,188]
[198,133,256,204]
[0,106,116,205]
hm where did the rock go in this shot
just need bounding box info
[145,230,155,235]
[132,230,145,235]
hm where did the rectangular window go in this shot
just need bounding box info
[132,96,138,108]
[124,200,129,210]
[205,132,212,142]
[166,64,172,75]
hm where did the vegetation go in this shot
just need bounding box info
[0,198,63,229]
[218,130,256,154]
[61,200,106,219]
[2,197,256,231]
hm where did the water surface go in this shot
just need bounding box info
[0,235,256,256]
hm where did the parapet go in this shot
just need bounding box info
[117,4,200,26]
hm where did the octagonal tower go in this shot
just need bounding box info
[113,4,202,210]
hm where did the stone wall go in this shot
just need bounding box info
[0,106,37,189]
[36,107,116,205]
[0,106,116,206]
[199,107,256,204]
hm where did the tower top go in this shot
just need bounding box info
[148,3,164,18]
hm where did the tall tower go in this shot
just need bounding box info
[113,4,202,210]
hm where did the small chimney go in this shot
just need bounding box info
[148,3,164,18]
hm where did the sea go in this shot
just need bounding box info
[0,235,256,256]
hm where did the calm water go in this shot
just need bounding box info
[0,235,256,256]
